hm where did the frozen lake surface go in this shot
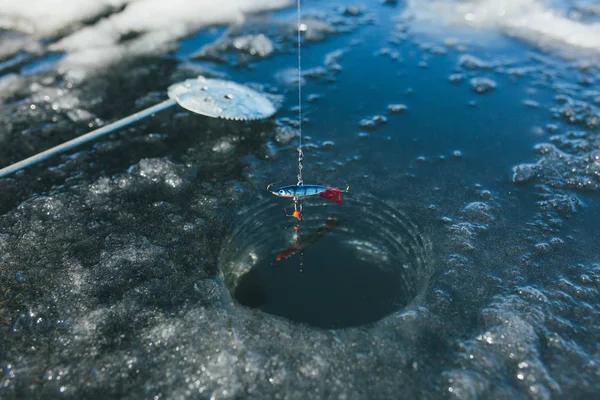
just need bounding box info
[1,0,599,398]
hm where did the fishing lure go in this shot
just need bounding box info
[267,182,348,219]
[268,184,343,202]
[267,148,348,220]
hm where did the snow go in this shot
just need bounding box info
[404,0,600,54]
[0,0,290,80]
[0,0,133,36]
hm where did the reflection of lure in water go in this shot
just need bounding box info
[275,217,341,261]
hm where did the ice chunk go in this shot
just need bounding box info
[387,104,408,114]
[129,158,185,188]
[448,73,465,84]
[523,99,540,108]
[461,202,494,222]
[458,54,494,70]
[274,125,299,145]
[212,138,236,155]
[470,77,497,94]
[512,163,538,183]
[233,34,273,57]
[193,32,275,65]
[275,67,306,87]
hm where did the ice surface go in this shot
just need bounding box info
[2,0,600,398]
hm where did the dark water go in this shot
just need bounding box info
[235,233,407,328]
[224,197,432,329]
[1,0,600,399]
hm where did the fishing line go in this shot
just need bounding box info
[297,0,304,187]
[267,0,346,220]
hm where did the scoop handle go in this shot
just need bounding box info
[0,99,177,178]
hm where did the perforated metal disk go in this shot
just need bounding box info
[168,76,276,120]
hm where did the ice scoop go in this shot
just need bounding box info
[0,76,277,178]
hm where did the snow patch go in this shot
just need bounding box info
[404,0,600,55]
[0,0,290,79]
[0,0,133,37]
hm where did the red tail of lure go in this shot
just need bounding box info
[319,187,343,203]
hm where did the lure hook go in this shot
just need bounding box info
[266,181,281,193]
